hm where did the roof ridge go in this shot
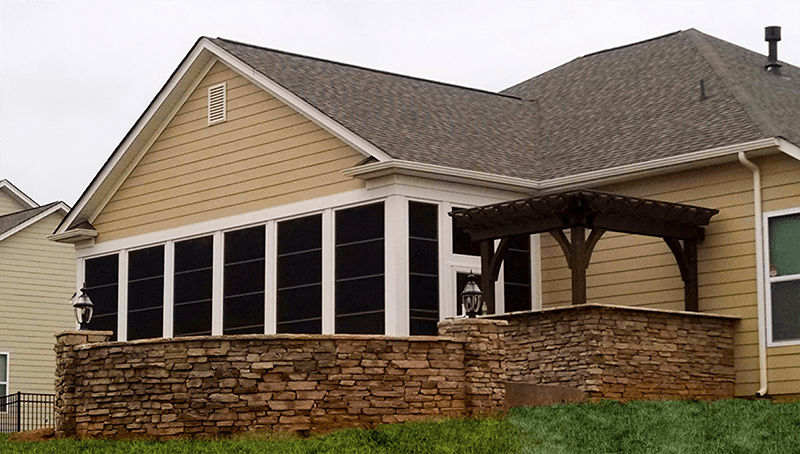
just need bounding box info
[579,30,682,59]
[685,29,777,138]
[213,37,522,100]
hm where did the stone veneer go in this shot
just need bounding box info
[54,305,737,439]
[54,319,505,439]
[493,304,738,400]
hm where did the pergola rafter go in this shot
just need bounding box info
[451,190,719,312]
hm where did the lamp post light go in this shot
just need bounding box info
[460,273,482,318]
[71,286,94,330]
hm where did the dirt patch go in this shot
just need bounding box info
[6,427,56,442]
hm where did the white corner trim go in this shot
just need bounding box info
[0,180,38,208]
[344,160,541,192]
[1,203,69,243]
[204,40,393,163]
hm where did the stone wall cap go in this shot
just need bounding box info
[70,332,466,350]
[55,330,115,338]
[483,303,741,320]
[438,318,509,326]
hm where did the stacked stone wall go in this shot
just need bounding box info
[54,320,508,439]
[54,307,737,438]
[496,304,737,400]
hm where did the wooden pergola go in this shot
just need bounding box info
[450,190,719,312]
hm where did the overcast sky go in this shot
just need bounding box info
[1,0,799,207]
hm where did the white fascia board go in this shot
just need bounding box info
[55,42,217,236]
[538,138,781,191]
[0,202,69,243]
[776,137,800,162]
[0,180,38,208]
[203,40,393,163]
[344,138,782,195]
[343,160,542,193]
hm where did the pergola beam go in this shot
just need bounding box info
[453,190,718,313]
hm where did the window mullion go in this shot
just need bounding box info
[265,221,277,334]
[212,231,224,336]
[322,209,335,335]
[163,241,175,339]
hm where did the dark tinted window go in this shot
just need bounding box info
[85,254,119,340]
[277,215,322,334]
[504,235,532,313]
[335,203,384,334]
[174,236,213,337]
[452,207,480,256]
[127,245,164,340]
[223,226,265,335]
[409,202,439,335]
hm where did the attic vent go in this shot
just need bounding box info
[208,83,226,125]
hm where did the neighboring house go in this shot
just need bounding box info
[51,28,800,399]
[0,180,74,396]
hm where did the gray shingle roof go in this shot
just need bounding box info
[212,29,799,182]
[0,202,60,238]
[502,29,800,179]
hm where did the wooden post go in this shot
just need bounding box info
[570,224,587,305]
[480,240,495,314]
[684,239,699,312]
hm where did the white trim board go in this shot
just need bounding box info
[0,180,38,209]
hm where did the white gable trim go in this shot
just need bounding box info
[57,38,394,237]
[56,42,219,236]
[204,40,393,163]
[0,202,68,243]
[0,180,38,209]
[87,57,218,225]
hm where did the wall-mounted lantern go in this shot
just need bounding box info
[71,286,94,330]
[460,273,482,318]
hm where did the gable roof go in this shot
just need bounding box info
[0,179,38,209]
[56,28,800,238]
[0,201,68,242]
[211,38,541,180]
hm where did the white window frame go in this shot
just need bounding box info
[764,206,800,347]
[0,351,9,411]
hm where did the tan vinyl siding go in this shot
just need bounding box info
[538,152,800,396]
[92,62,366,242]
[0,213,75,395]
[0,191,27,216]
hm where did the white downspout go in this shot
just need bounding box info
[738,152,768,397]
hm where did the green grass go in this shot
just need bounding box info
[0,416,518,453]
[1,400,799,453]
[509,399,800,454]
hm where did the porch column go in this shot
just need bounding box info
[570,224,587,305]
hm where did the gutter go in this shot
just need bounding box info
[737,152,769,397]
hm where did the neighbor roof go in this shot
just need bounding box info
[0,202,62,239]
[214,29,800,181]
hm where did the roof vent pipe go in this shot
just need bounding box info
[765,26,782,74]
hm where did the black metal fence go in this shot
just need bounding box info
[0,392,55,433]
